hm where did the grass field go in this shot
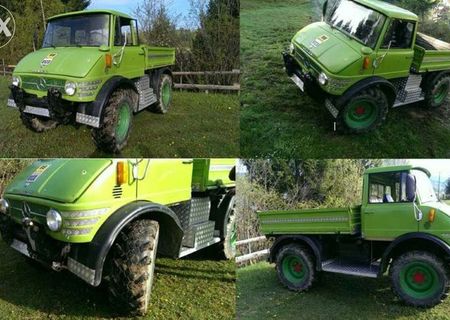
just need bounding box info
[237,261,450,320]
[0,238,235,320]
[240,0,450,158]
[0,78,239,158]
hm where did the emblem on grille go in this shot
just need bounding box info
[21,202,31,218]
[37,77,47,90]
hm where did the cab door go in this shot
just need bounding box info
[135,159,193,205]
[112,16,146,78]
[361,171,419,240]
[373,19,416,79]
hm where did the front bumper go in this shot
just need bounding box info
[0,213,98,285]
[8,86,101,128]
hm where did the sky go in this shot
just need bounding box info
[88,0,193,27]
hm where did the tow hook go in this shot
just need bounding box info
[22,217,37,252]
[52,262,63,271]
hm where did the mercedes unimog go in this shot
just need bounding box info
[0,158,236,315]
[259,165,450,307]
[283,0,450,133]
[7,10,175,152]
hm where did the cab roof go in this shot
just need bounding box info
[352,0,418,21]
[48,9,133,21]
[364,165,431,177]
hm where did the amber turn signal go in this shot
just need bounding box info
[116,161,128,185]
[363,56,371,70]
[428,208,436,222]
[105,53,112,68]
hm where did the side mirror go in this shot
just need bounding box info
[322,0,328,21]
[406,173,416,202]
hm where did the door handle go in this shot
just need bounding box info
[182,160,193,164]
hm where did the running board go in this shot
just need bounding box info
[393,74,425,108]
[321,259,380,278]
[178,237,221,258]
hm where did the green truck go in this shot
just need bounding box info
[283,0,450,133]
[0,158,236,315]
[259,165,450,307]
[7,10,175,152]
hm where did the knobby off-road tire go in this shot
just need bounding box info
[276,244,316,291]
[390,251,450,307]
[20,112,58,133]
[151,74,173,114]
[424,73,450,109]
[108,220,160,316]
[337,88,388,134]
[91,89,134,153]
[221,197,236,260]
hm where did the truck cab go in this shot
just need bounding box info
[0,158,236,315]
[283,0,450,133]
[8,10,176,153]
[260,165,450,307]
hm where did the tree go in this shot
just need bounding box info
[396,0,438,20]
[445,178,450,198]
[61,0,91,11]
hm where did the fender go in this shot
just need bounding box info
[69,200,183,286]
[335,76,397,108]
[380,232,450,274]
[76,76,138,125]
[214,188,236,239]
[269,235,322,270]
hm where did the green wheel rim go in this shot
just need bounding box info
[399,261,441,299]
[282,254,308,284]
[116,102,131,143]
[433,82,449,105]
[162,81,171,107]
[344,99,378,129]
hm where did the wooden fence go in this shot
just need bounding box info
[236,236,269,264]
[0,62,240,92]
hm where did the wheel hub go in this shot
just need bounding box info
[293,262,303,273]
[413,271,425,284]
[355,106,366,115]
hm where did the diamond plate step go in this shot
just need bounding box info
[135,75,157,111]
[321,259,380,278]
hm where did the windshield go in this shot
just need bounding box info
[43,14,110,48]
[327,0,386,48]
[413,170,438,204]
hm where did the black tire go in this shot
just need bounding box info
[91,89,134,153]
[221,197,236,260]
[275,244,315,291]
[337,88,388,134]
[108,219,160,316]
[424,73,450,109]
[20,112,57,133]
[390,251,449,307]
[151,74,173,114]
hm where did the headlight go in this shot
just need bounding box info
[12,76,20,87]
[0,199,9,214]
[64,81,77,96]
[318,72,329,86]
[46,209,62,231]
[289,43,295,54]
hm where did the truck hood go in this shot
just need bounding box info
[5,159,112,203]
[293,22,362,74]
[14,47,103,78]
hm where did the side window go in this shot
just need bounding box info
[368,172,409,203]
[382,19,415,49]
[114,17,134,46]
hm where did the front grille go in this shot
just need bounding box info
[21,76,65,92]
[294,46,320,75]
[8,199,48,225]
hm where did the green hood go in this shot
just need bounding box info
[14,47,103,78]
[293,22,362,74]
[5,159,112,203]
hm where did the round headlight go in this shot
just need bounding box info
[318,72,329,86]
[0,199,9,214]
[289,43,295,54]
[12,76,20,87]
[46,209,62,231]
[64,81,77,96]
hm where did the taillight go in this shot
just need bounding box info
[116,161,128,185]
[105,53,112,68]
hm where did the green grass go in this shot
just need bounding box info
[0,239,235,320]
[240,0,450,158]
[237,261,450,320]
[0,78,239,157]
